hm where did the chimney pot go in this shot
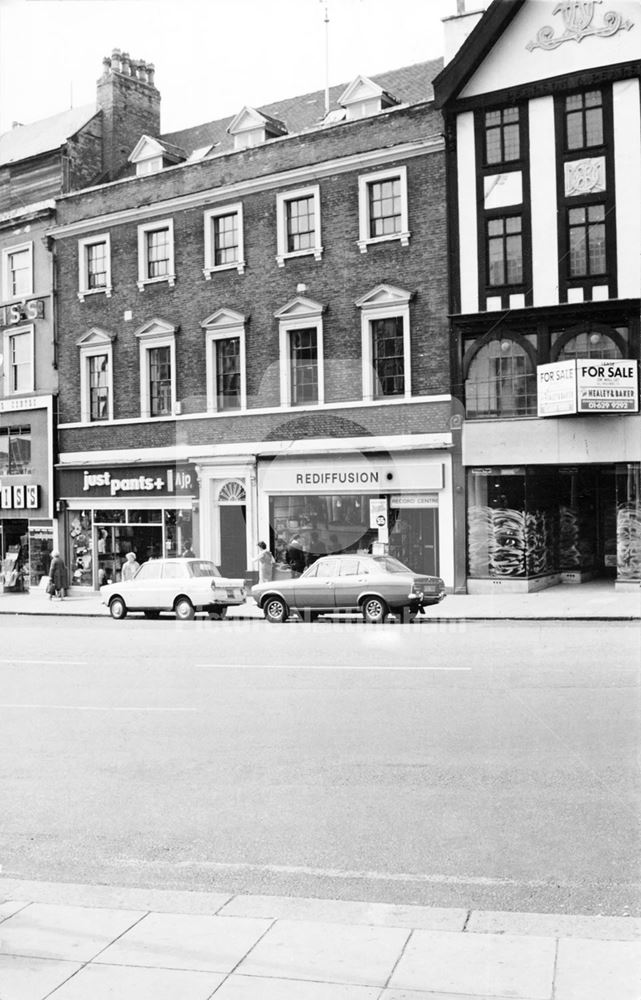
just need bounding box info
[457,0,465,12]
[146,63,155,86]
[111,48,122,72]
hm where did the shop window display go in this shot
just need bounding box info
[68,507,193,587]
[269,494,376,571]
[468,468,558,579]
[69,511,94,586]
[616,463,641,582]
[468,470,527,577]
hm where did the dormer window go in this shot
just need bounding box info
[129,135,186,177]
[338,75,400,122]
[227,106,287,151]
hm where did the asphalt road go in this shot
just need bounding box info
[1,616,639,916]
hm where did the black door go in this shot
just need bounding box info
[220,505,247,578]
[389,507,439,575]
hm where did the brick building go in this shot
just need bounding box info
[435,0,640,591]
[48,57,464,591]
[0,50,160,589]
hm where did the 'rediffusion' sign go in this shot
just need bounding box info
[537,359,639,416]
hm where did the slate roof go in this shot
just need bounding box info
[0,104,98,167]
[162,59,443,157]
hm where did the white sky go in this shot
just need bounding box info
[0,0,457,136]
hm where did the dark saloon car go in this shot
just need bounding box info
[252,553,446,623]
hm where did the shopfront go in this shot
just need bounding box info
[56,463,198,588]
[0,395,54,591]
[256,452,454,585]
[467,463,640,590]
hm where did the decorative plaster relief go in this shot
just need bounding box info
[526,1,633,52]
[564,157,606,196]
[484,172,523,209]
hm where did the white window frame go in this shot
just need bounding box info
[78,233,112,302]
[202,309,247,413]
[357,166,410,253]
[203,203,246,277]
[275,298,325,407]
[2,242,33,302]
[3,324,35,395]
[136,219,176,291]
[76,329,115,423]
[276,185,323,267]
[136,156,163,176]
[134,321,178,418]
[357,285,412,402]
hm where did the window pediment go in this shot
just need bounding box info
[134,317,178,341]
[274,296,324,322]
[356,284,413,311]
[227,106,287,137]
[75,327,117,348]
[129,135,165,164]
[201,308,247,332]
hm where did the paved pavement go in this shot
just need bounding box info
[0,878,639,999]
[0,578,639,620]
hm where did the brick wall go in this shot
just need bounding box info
[55,100,450,457]
[59,400,451,455]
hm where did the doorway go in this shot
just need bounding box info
[389,507,439,575]
[218,480,247,578]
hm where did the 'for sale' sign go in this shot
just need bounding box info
[576,360,638,413]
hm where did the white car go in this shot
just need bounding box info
[100,558,246,621]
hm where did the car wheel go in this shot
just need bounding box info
[143,610,161,619]
[361,595,389,624]
[109,596,127,620]
[174,597,195,621]
[208,605,228,620]
[263,596,289,623]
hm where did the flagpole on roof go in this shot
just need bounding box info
[320,0,330,116]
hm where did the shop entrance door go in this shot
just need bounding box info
[595,467,617,578]
[389,508,439,575]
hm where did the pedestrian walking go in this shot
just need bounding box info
[48,550,68,600]
[121,552,140,581]
[253,541,274,583]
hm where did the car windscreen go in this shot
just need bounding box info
[188,561,221,578]
[371,556,412,574]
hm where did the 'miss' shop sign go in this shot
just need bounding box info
[537,359,639,416]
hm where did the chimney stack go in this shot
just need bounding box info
[97,48,161,180]
[442,4,487,64]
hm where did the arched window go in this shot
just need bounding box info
[557,330,622,361]
[465,338,536,418]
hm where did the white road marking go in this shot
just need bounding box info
[0,704,198,712]
[0,659,87,666]
[112,857,593,889]
[194,663,471,671]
